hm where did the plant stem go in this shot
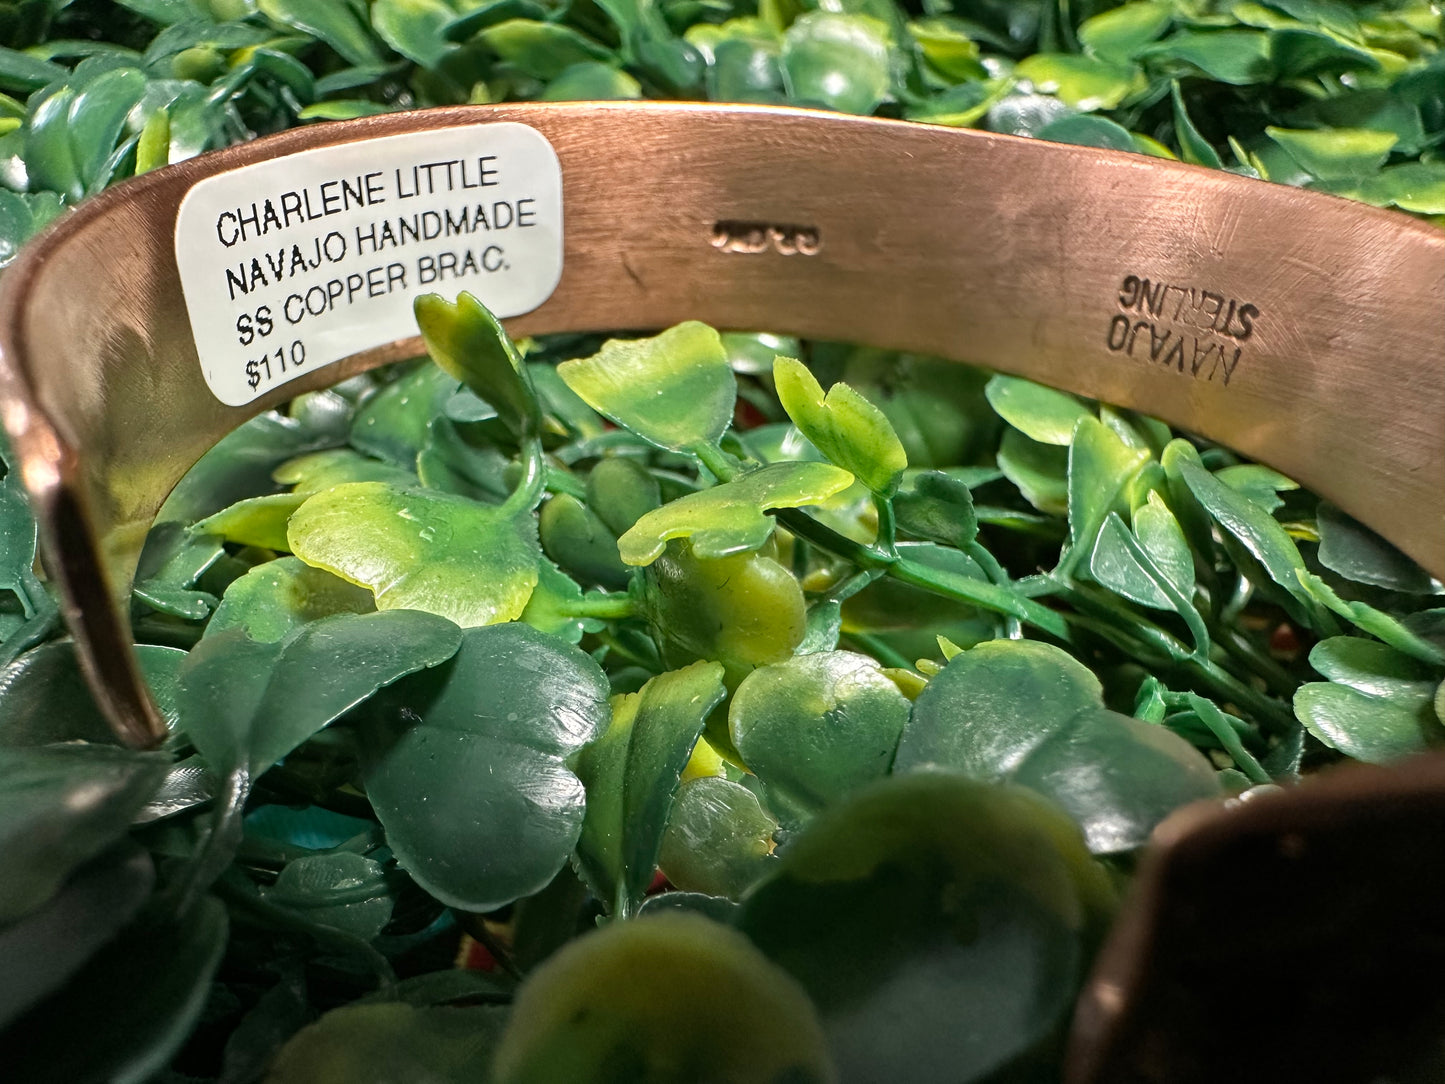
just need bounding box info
[890,556,1072,641]
[690,440,740,483]
[873,493,897,556]
[1187,693,1273,785]
[843,631,914,671]
[501,436,547,518]
[564,592,637,620]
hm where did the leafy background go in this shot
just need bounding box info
[0,1,1442,1082]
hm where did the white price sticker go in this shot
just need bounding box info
[175,122,563,406]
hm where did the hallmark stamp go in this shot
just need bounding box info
[1105,273,1258,386]
[711,220,821,256]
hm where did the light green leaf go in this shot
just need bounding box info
[192,492,302,551]
[493,912,835,1084]
[274,448,417,495]
[1015,52,1145,111]
[358,623,611,911]
[1296,571,1445,665]
[658,776,779,899]
[988,372,1086,445]
[480,19,613,80]
[730,650,910,829]
[574,661,726,916]
[997,428,1068,515]
[559,322,734,453]
[1079,2,1172,63]
[288,482,542,627]
[1066,415,1149,561]
[1214,463,1297,515]
[1266,126,1397,179]
[1309,637,1437,698]
[774,356,906,495]
[372,0,456,66]
[415,292,539,438]
[540,61,642,100]
[618,460,854,566]
[207,556,376,644]
[259,0,382,64]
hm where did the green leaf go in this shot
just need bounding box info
[893,470,978,550]
[0,744,168,923]
[350,361,459,466]
[1066,415,1149,561]
[909,16,985,81]
[288,482,543,628]
[730,650,910,829]
[1015,53,1144,111]
[25,86,83,201]
[1140,29,1274,84]
[372,0,456,67]
[178,610,462,778]
[538,493,630,591]
[1350,161,1445,215]
[416,417,513,504]
[0,642,186,746]
[781,12,892,115]
[265,851,395,940]
[267,1002,507,1084]
[493,912,835,1084]
[541,60,642,100]
[480,19,613,80]
[1037,113,1140,152]
[6,895,228,1084]
[193,492,303,551]
[774,355,906,496]
[896,639,1219,852]
[1296,571,1445,665]
[997,428,1069,515]
[1078,1,1171,63]
[558,322,734,453]
[895,639,1102,778]
[415,292,540,439]
[518,557,593,643]
[1266,125,1397,180]
[1309,637,1438,698]
[658,776,779,899]
[275,447,418,495]
[258,0,382,65]
[739,772,1113,1081]
[1316,501,1434,594]
[207,556,376,643]
[618,461,855,566]
[0,46,68,94]
[642,545,807,680]
[0,843,152,1030]
[66,66,148,191]
[1214,462,1296,515]
[1174,456,1313,620]
[1294,680,1442,764]
[358,623,611,911]
[586,456,661,536]
[1170,80,1223,168]
[1090,510,1189,613]
[574,661,726,916]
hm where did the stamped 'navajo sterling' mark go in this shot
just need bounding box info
[1105,273,1258,386]
[711,220,821,255]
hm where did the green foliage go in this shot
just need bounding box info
[0,2,1441,1078]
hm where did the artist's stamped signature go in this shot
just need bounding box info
[1105,273,1258,386]
[710,220,821,256]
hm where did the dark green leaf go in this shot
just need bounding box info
[0,744,168,923]
[739,772,1114,1080]
[540,60,642,100]
[359,623,611,911]
[258,0,382,65]
[997,427,1068,515]
[480,19,613,80]
[373,0,457,67]
[1170,80,1222,168]
[265,851,395,939]
[1140,29,1274,85]
[6,895,228,1084]
[350,363,459,465]
[574,660,726,915]
[1294,680,1442,764]
[415,292,540,438]
[0,46,67,94]
[208,556,376,643]
[1037,113,1139,151]
[894,470,978,550]
[178,609,462,777]
[1316,501,1435,594]
[781,12,892,115]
